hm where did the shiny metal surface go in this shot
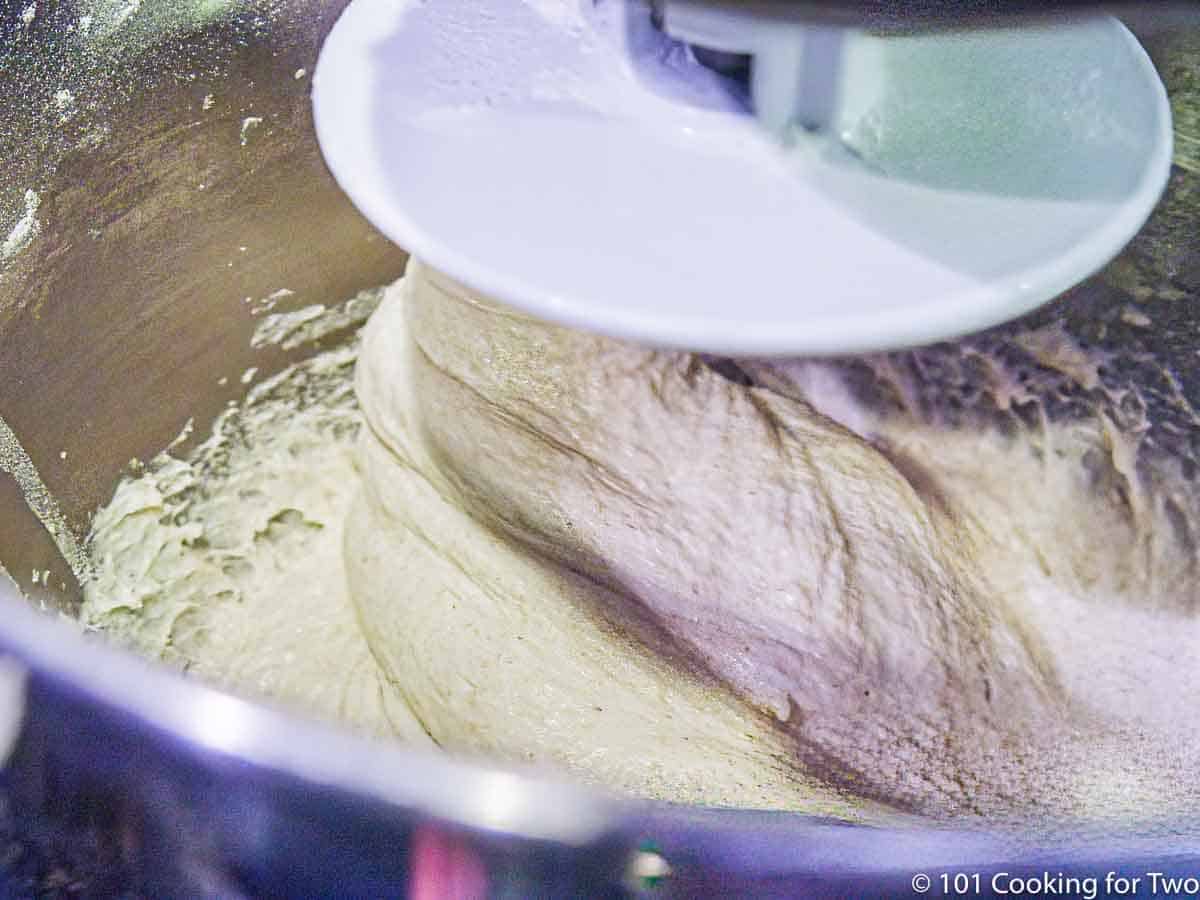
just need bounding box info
[0,0,407,608]
[1,1,1200,895]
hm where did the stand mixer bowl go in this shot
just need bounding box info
[1,1,1199,894]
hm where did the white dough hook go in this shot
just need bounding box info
[312,0,1172,356]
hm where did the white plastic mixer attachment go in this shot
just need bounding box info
[312,0,1173,356]
[660,0,845,134]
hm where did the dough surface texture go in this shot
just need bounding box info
[84,263,1200,828]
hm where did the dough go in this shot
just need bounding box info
[347,273,897,819]
[84,262,1200,828]
[82,343,431,745]
[351,264,1056,819]
[350,262,1200,825]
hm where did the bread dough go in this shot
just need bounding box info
[353,265,1052,819]
[347,273,900,819]
[81,343,432,745]
[349,262,1200,826]
[83,262,1200,828]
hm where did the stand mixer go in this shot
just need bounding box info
[313,0,1177,355]
[0,1,1199,895]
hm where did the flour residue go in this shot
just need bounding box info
[239,115,263,147]
[250,286,383,350]
[1,191,42,265]
[0,417,91,585]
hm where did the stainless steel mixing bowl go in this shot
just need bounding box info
[2,2,1199,895]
